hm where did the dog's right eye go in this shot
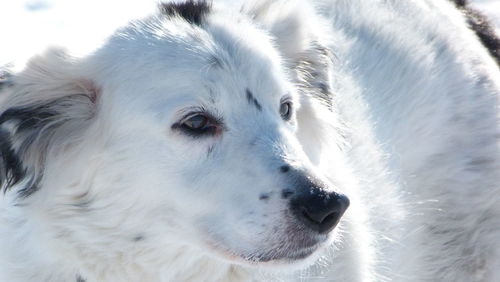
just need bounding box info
[173,113,219,137]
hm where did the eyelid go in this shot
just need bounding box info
[280,95,293,104]
[176,106,207,121]
[176,107,222,125]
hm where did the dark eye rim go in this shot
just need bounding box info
[172,111,222,138]
[280,100,293,121]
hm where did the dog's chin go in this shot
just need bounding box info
[245,244,326,271]
[204,234,330,270]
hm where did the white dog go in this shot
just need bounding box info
[1,0,499,281]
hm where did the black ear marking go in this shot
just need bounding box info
[246,89,262,111]
[160,0,212,26]
[0,105,58,132]
[0,129,27,194]
[0,105,53,197]
[0,94,94,197]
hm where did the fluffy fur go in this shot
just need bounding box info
[1,0,499,281]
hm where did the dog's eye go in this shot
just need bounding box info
[184,115,208,130]
[174,113,219,137]
[280,101,293,121]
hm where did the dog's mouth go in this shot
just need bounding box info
[244,242,324,263]
[203,230,329,266]
[249,232,329,264]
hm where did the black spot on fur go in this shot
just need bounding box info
[160,0,211,26]
[245,89,262,111]
[281,189,294,199]
[206,144,215,157]
[452,0,500,66]
[76,275,86,282]
[280,165,290,173]
[259,193,270,201]
[133,235,145,242]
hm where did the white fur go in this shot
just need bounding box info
[1,0,499,281]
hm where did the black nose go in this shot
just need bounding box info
[290,189,350,234]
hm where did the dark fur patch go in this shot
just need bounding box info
[0,105,58,132]
[0,129,27,193]
[281,189,294,199]
[207,144,215,157]
[0,102,62,197]
[259,193,270,201]
[159,0,211,26]
[73,198,94,209]
[280,165,290,173]
[452,0,500,66]
[76,275,86,282]
[245,89,262,111]
[133,235,145,242]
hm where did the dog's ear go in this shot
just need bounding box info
[243,0,335,107]
[243,1,341,164]
[0,49,99,197]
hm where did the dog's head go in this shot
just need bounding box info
[0,0,348,269]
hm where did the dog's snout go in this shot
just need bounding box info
[290,185,349,234]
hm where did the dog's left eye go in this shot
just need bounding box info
[280,101,293,121]
[174,113,218,137]
[184,115,208,130]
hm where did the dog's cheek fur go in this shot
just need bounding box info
[0,49,98,197]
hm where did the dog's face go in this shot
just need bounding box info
[0,2,348,269]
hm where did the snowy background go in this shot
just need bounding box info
[0,0,499,70]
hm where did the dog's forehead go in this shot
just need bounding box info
[205,18,291,102]
[93,6,291,106]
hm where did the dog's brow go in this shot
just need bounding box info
[281,93,292,102]
[245,89,262,111]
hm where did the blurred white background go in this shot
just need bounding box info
[0,0,499,69]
